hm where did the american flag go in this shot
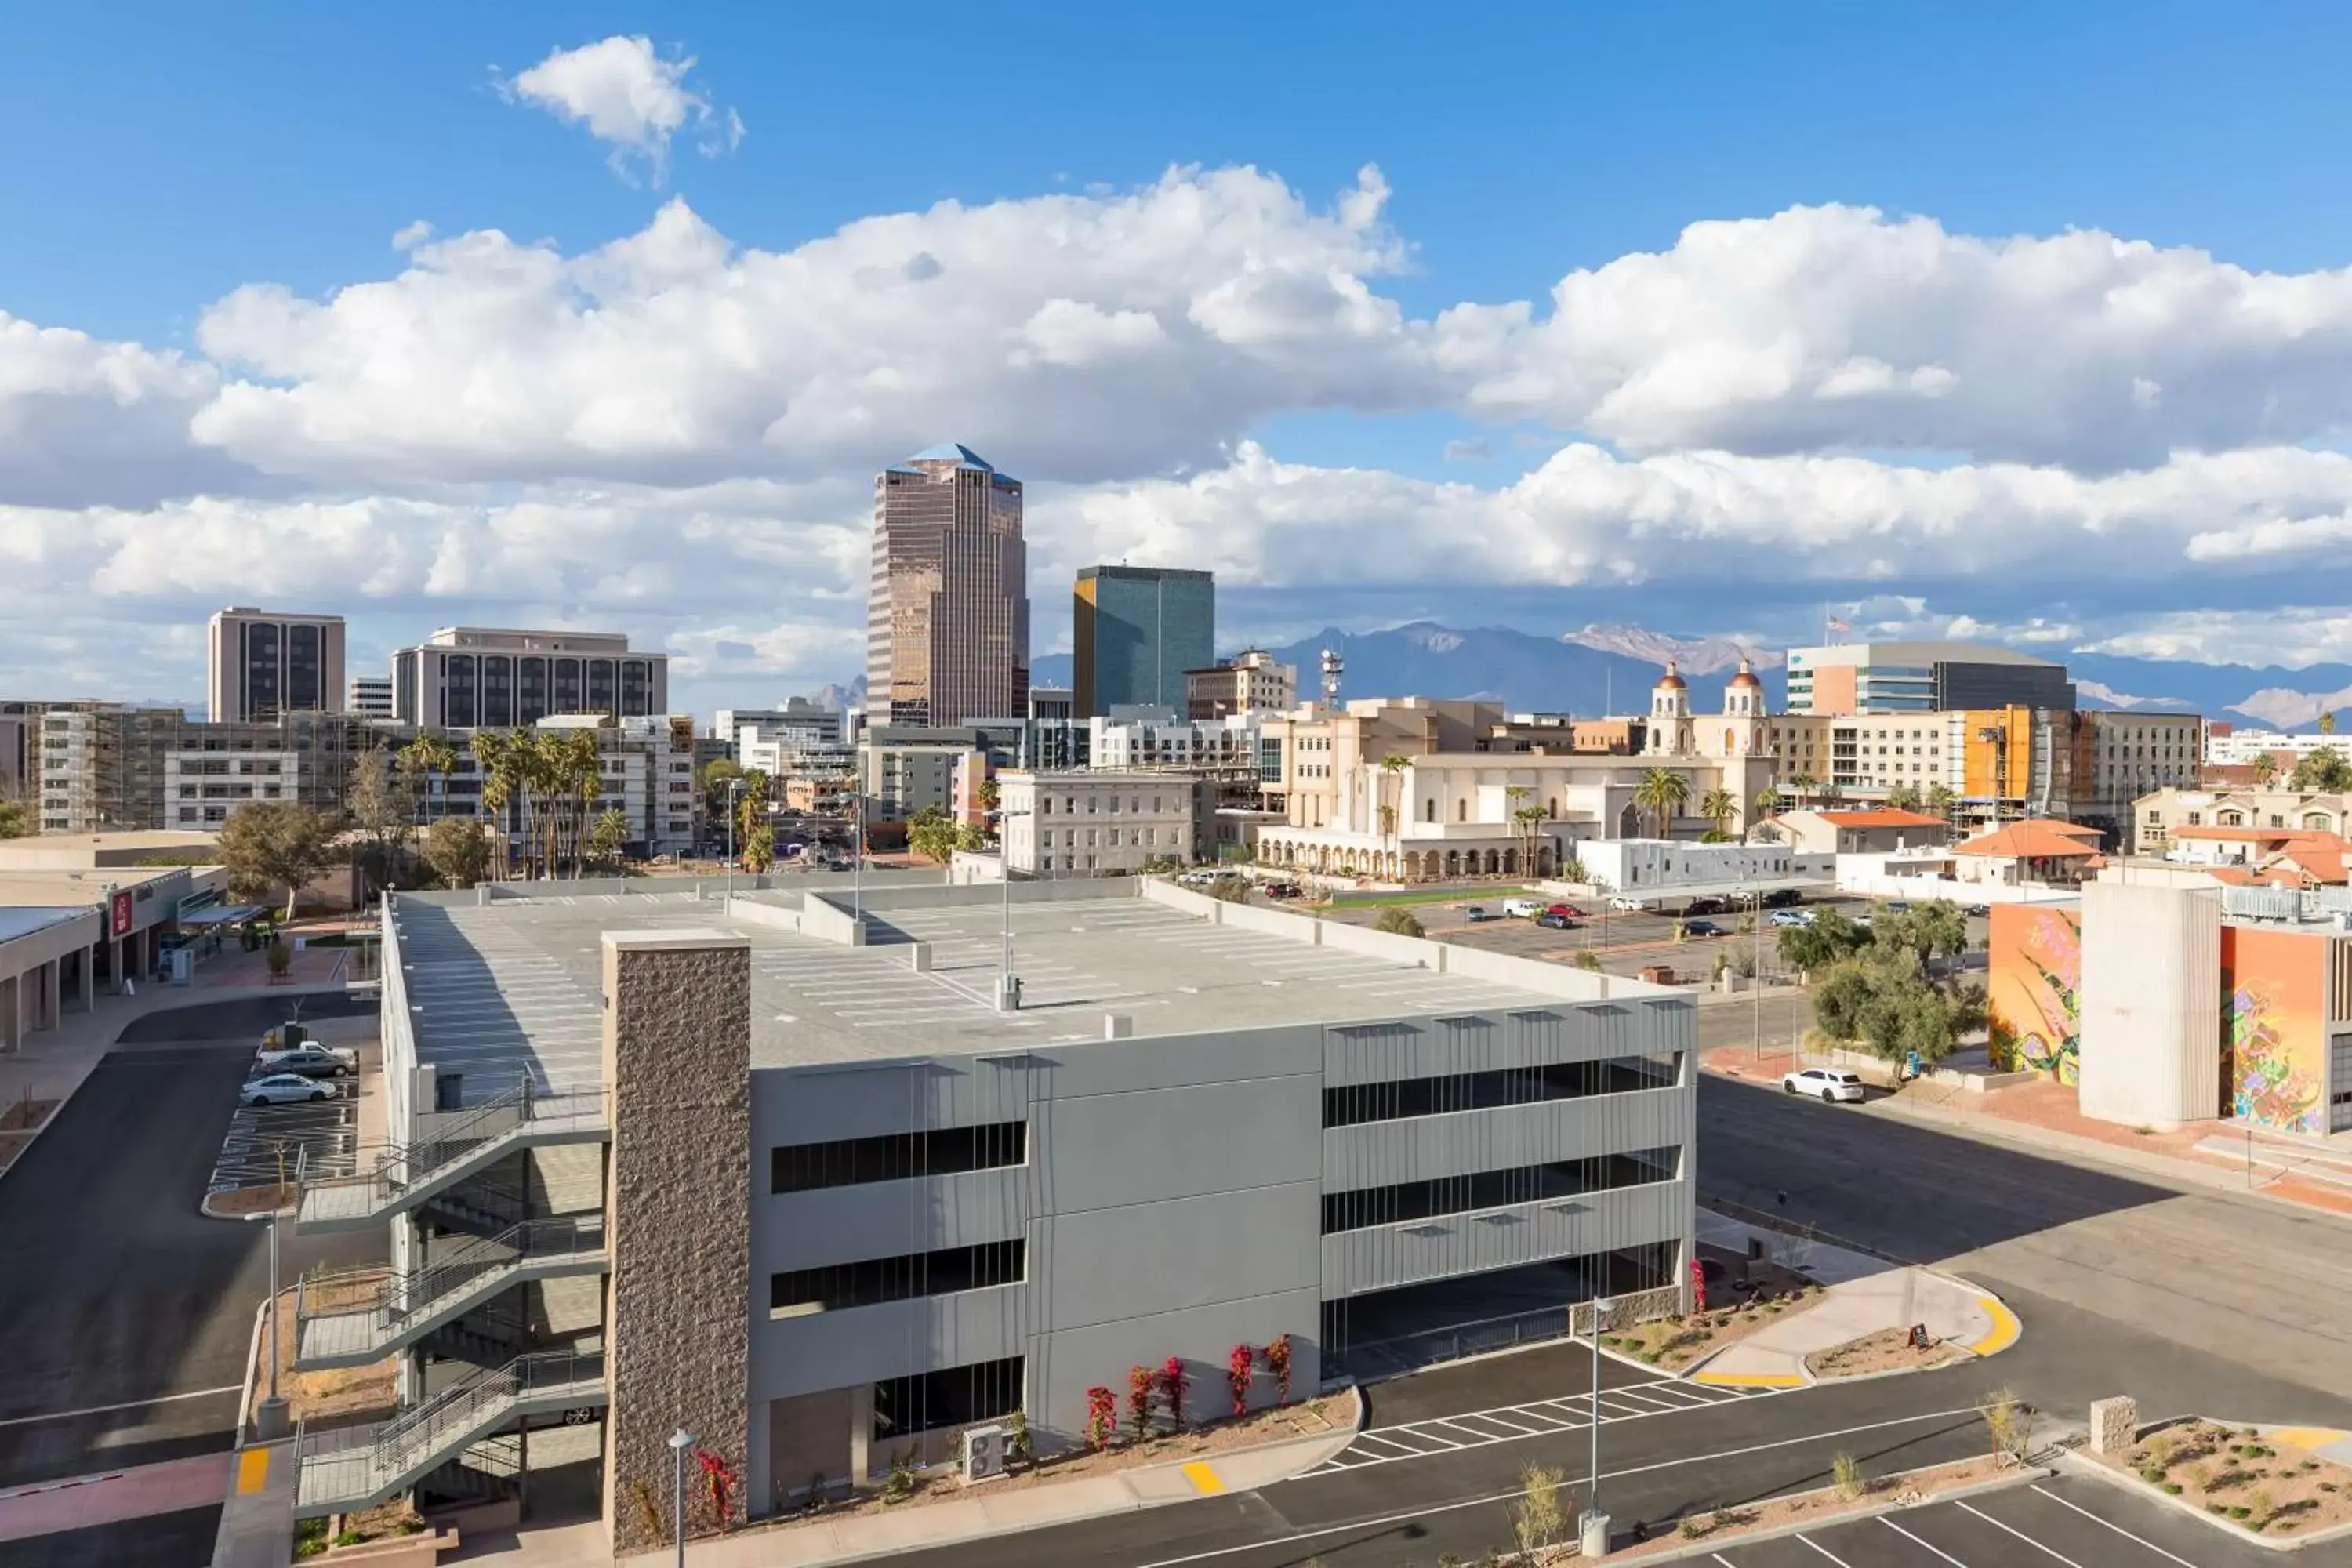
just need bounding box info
[1825,615,1850,633]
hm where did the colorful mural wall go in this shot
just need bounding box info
[2219,925,2328,1136]
[1986,903,2082,1084]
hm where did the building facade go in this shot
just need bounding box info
[2131,786,2352,857]
[716,702,844,753]
[1085,707,1261,774]
[390,627,670,729]
[207,608,347,724]
[998,771,1200,876]
[1186,649,1297,720]
[1784,640,2075,715]
[866,445,1029,728]
[2205,728,2347,767]
[1072,566,1214,718]
[348,675,395,720]
[285,879,1694,1546]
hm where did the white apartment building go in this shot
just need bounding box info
[1086,706,1261,771]
[1185,649,1298,719]
[165,748,303,828]
[1573,839,1828,900]
[348,675,395,720]
[715,701,844,753]
[390,626,671,728]
[2207,728,2347,766]
[999,770,1200,877]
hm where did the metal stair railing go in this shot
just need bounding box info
[297,1217,604,1358]
[296,1348,606,1511]
[296,1080,607,1223]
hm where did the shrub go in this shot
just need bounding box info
[1373,906,1426,938]
[1084,1386,1116,1451]
[1513,1464,1567,1555]
[1007,1407,1033,1465]
[1127,1365,1156,1442]
[1228,1344,1255,1420]
[1264,1334,1294,1404]
[880,1451,916,1502]
[1831,1451,1867,1501]
[1979,1388,2033,1463]
[1573,950,1602,971]
[1159,1356,1190,1431]
[265,938,292,977]
[2164,1483,2183,1495]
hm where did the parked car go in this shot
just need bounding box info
[241,1073,336,1107]
[1547,903,1588,918]
[1780,1067,1867,1104]
[1536,911,1577,930]
[1607,895,1648,912]
[1264,881,1304,899]
[1964,903,1991,917]
[1683,897,1726,916]
[252,1044,356,1078]
[1177,870,1220,885]
[1769,909,1811,927]
[1681,919,1726,937]
[1502,897,1542,919]
[1763,887,1804,909]
[1884,900,1913,913]
[1464,905,1499,923]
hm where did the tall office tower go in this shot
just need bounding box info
[866,444,1029,727]
[1784,640,2075,715]
[1072,566,1214,718]
[389,627,670,728]
[206,608,347,723]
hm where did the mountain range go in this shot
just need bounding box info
[1024,623,2352,730]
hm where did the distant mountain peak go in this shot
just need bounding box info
[1559,624,1776,675]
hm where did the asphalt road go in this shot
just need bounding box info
[0,997,383,1567]
[1697,1071,2352,1408]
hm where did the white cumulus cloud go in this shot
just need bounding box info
[502,35,742,183]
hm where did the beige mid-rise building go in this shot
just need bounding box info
[207,607,347,724]
[998,770,1199,877]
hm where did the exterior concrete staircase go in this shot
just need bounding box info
[294,1218,607,1370]
[294,1083,608,1232]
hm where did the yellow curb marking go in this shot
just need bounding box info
[1691,1372,1807,1388]
[235,1448,270,1494]
[1966,1294,2022,1357]
[1181,1461,1225,1495]
[2272,1427,2349,1454]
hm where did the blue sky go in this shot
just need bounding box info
[8,2,2352,708]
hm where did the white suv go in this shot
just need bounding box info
[1502,897,1541,918]
[1608,895,1647,913]
[1781,1067,1867,1103]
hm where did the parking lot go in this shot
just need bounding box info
[208,1080,361,1192]
[1697,1472,2283,1566]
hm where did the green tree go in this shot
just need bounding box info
[2252,752,2279,787]
[2322,709,2339,736]
[421,817,491,889]
[394,733,459,824]
[587,806,630,870]
[1784,772,1817,806]
[1752,786,1782,823]
[1884,784,1922,812]
[0,800,31,840]
[1925,783,1956,822]
[906,806,959,866]
[742,821,776,873]
[1635,768,1691,839]
[1373,906,1426,938]
[217,802,343,919]
[1811,946,1984,1065]
[1698,788,1737,838]
[1777,907,1872,972]
[1874,898,1969,970]
[1207,873,1253,902]
[2289,746,2352,793]
[1380,755,1409,855]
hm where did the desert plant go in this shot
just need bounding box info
[880,1450,916,1502]
[1831,1450,1867,1501]
[629,1477,663,1541]
[1573,949,1602,971]
[1228,1344,1255,1420]
[1513,1463,1567,1555]
[1085,1386,1116,1450]
[1127,1365,1155,1442]
[1979,1388,2034,1463]
[1006,1406,1033,1465]
[264,938,292,978]
[1159,1356,1190,1431]
[1373,906,1425,938]
[1265,1334,1294,1404]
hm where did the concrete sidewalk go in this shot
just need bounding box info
[1687,1267,2011,1388]
[470,1425,1356,1568]
[208,1442,296,1568]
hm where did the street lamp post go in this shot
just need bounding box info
[1584,1293,1616,1554]
[245,1210,289,1439]
[1748,887,1764,1059]
[724,779,742,898]
[852,789,866,922]
[997,809,1030,1011]
[669,1427,695,1566]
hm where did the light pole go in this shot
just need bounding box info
[669,1427,695,1566]
[724,779,742,898]
[997,809,1030,1011]
[1584,1293,1616,1553]
[1748,887,1764,1060]
[245,1210,289,1439]
[851,788,866,922]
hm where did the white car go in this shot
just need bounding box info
[1769,909,1812,928]
[1781,1067,1867,1104]
[241,1073,336,1107]
[1502,897,1541,918]
[1608,895,1648,913]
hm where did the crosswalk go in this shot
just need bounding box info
[1299,1376,1783,1476]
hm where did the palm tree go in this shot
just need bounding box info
[470,730,523,877]
[1378,754,1409,858]
[1504,784,1534,877]
[1753,786,1782,823]
[1784,772,1817,808]
[2321,709,2339,736]
[396,733,459,825]
[2253,752,2279,788]
[1698,788,1737,839]
[1635,768,1691,840]
[1512,804,1549,877]
[1925,783,1956,822]
[1885,784,1922,812]
[1817,778,1846,806]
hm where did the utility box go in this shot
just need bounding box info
[960,1424,1010,1483]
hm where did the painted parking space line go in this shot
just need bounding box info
[1880,1516,1973,1565]
[1300,1378,1795,1475]
[1954,1499,2084,1566]
[1792,1534,1857,1566]
[0,1385,242,1430]
[2024,1486,2201,1568]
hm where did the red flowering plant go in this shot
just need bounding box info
[1263,1334,1293,1404]
[695,1448,738,1530]
[1084,1385,1116,1450]
[1159,1356,1189,1432]
[1127,1364,1156,1443]
[1227,1344,1255,1419]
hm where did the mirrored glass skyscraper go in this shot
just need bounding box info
[1073,566,1214,718]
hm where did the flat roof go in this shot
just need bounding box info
[0,907,93,946]
[386,883,1608,1092]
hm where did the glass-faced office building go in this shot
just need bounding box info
[1073,566,1214,717]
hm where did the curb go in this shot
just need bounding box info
[2060,1419,2352,1553]
[1620,1461,2054,1565]
[236,1295,267,1443]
